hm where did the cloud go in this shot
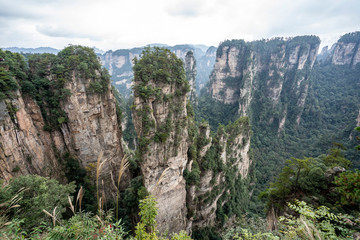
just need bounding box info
[0,0,359,50]
[36,24,101,41]
[166,3,201,17]
[165,0,218,18]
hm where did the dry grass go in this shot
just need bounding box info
[96,150,104,213]
[156,167,170,186]
[116,155,129,220]
[42,207,58,227]
[76,186,84,212]
[0,187,27,229]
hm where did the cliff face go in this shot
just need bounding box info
[0,47,125,192]
[60,71,123,170]
[331,32,360,68]
[101,48,143,97]
[209,37,320,129]
[0,93,61,182]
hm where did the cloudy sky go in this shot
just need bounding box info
[0,0,359,51]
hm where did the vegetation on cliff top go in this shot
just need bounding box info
[0,49,27,100]
[339,31,360,43]
[21,45,111,130]
[132,47,190,156]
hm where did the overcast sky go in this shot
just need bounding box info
[0,0,359,51]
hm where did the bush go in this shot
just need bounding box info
[2,175,75,231]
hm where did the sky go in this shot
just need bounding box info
[0,0,359,51]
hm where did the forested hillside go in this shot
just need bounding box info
[197,33,360,217]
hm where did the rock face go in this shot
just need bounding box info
[330,32,360,68]
[61,72,123,170]
[0,93,61,182]
[131,48,190,233]
[331,32,360,68]
[185,51,197,104]
[0,46,125,192]
[209,37,320,129]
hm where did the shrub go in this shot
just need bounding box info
[2,175,75,231]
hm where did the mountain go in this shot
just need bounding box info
[3,47,60,54]
[200,32,360,215]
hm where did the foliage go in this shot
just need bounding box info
[184,160,201,186]
[0,48,29,100]
[46,212,126,240]
[192,227,222,240]
[223,200,358,240]
[0,67,19,100]
[222,217,277,240]
[334,170,360,207]
[0,175,75,231]
[283,200,358,239]
[261,147,354,212]
[133,47,186,87]
[61,152,97,213]
[355,126,360,151]
[338,31,360,43]
[196,96,239,132]
[121,96,137,149]
[134,195,158,239]
[0,48,28,81]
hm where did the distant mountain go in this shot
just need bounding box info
[101,44,217,97]
[4,46,105,55]
[3,47,60,54]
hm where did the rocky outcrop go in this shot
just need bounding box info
[330,31,360,68]
[132,48,190,233]
[185,51,197,104]
[131,47,253,233]
[0,47,125,193]
[209,36,320,129]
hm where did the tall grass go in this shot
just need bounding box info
[96,150,104,213]
[116,155,129,221]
